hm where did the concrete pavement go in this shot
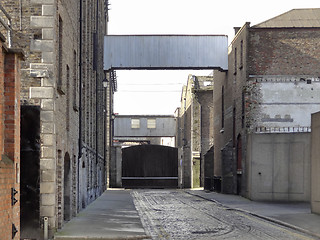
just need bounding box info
[53,188,320,240]
[186,189,320,239]
[54,189,150,240]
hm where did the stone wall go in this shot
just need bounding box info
[196,90,213,186]
[221,141,236,194]
[0,0,109,238]
[212,69,228,178]
[178,75,214,188]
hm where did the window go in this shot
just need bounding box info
[237,135,242,172]
[147,119,156,129]
[240,40,243,69]
[234,47,237,75]
[242,91,245,128]
[57,16,63,94]
[233,103,236,146]
[73,50,78,111]
[221,86,224,129]
[66,65,70,131]
[131,119,140,129]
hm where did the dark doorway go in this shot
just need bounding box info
[20,106,40,239]
[64,152,71,221]
[122,145,178,188]
[204,146,214,191]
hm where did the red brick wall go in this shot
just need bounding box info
[0,44,22,240]
[248,28,320,75]
[0,43,3,157]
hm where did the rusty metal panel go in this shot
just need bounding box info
[104,35,228,70]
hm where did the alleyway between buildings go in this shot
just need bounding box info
[54,189,320,240]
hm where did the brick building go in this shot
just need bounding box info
[0,5,24,239]
[0,0,112,238]
[213,9,320,200]
[177,74,214,188]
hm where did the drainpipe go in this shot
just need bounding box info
[19,0,22,30]
[43,217,48,240]
[108,74,113,188]
[182,97,187,188]
[95,0,99,195]
[78,0,83,211]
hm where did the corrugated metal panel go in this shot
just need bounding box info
[114,116,176,137]
[254,8,320,28]
[104,35,228,71]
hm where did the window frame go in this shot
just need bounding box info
[131,119,140,129]
[147,118,156,129]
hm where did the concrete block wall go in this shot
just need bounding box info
[311,112,320,214]
[248,133,311,201]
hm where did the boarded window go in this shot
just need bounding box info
[131,119,140,129]
[147,119,156,129]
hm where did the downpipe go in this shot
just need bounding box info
[43,217,49,240]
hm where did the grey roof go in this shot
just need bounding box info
[253,8,320,28]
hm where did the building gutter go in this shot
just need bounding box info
[78,0,83,212]
[95,0,99,169]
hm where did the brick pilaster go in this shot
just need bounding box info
[0,47,23,240]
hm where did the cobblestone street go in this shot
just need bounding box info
[132,190,318,240]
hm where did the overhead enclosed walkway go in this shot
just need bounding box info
[104,35,228,71]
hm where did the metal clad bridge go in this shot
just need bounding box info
[104,35,228,70]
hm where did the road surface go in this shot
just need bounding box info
[132,189,317,240]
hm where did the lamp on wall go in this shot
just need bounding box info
[102,78,109,88]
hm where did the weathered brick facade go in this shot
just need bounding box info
[213,9,320,198]
[0,0,110,238]
[0,30,24,239]
[178,75,213,188]
[248,29,320,76]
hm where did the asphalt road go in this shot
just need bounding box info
[132,189,318,240]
